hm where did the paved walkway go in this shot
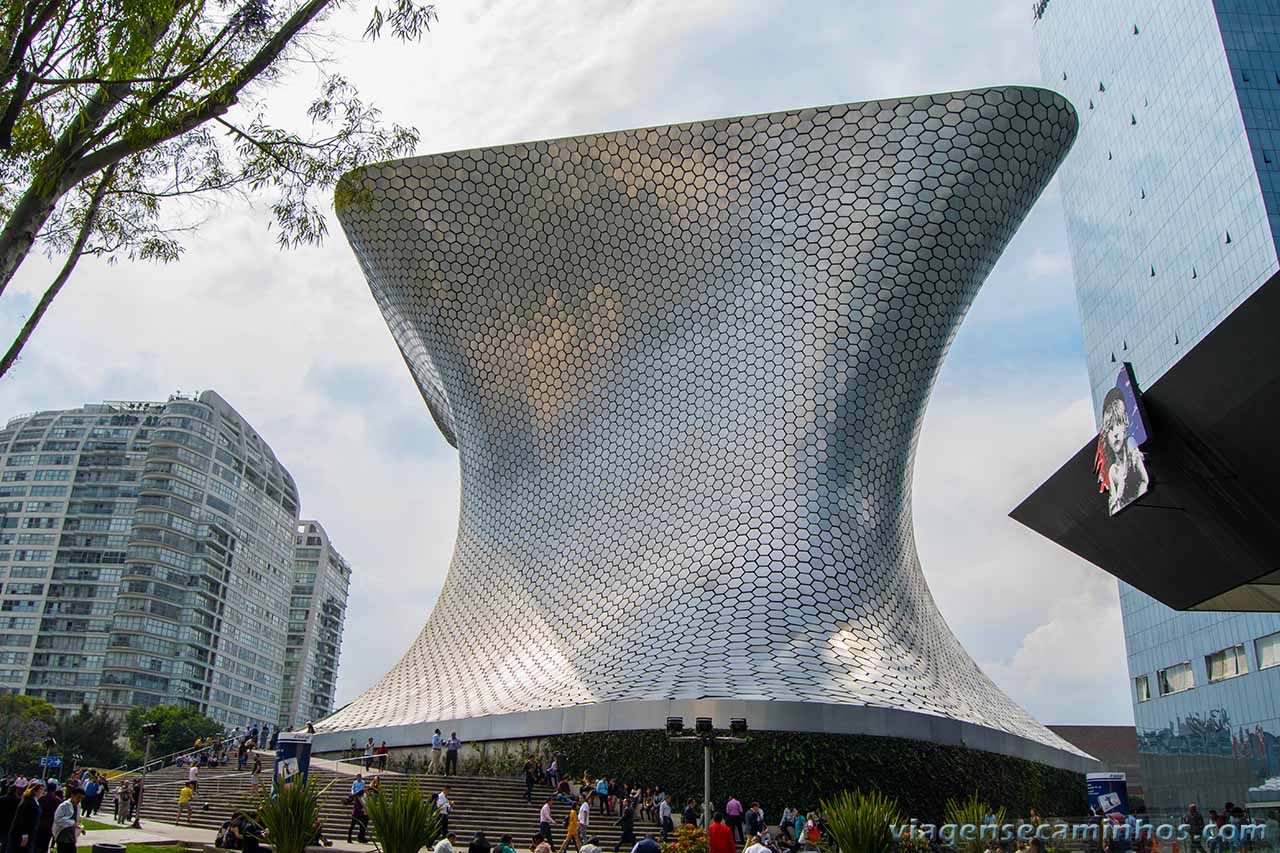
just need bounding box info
[76,818,381,852]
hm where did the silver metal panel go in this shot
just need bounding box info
[329,86,1087,771]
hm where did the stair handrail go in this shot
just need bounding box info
[103,731,246,778]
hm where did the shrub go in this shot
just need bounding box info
[366,780,441,853]
[661,822,709,853]
[821,789,903,853]
[255,781,321,853]
[943,792,1008,853]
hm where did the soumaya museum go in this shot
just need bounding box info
[314,83,1094,798]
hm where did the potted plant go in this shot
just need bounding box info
[367,780,441,853]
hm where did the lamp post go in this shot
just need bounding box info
[134,722,160,828]
[666,717,748,829]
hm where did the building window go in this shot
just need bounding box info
[1256,632,1280,670]
[1206,645,1249,683]
[1135,675,1151,703]
[1158,662,1195,696]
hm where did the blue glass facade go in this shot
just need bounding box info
[1035,0,1280,815]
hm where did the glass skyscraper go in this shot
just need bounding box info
[0,391,350,730]
[282,520,350,729]
[1035,0,1280,814]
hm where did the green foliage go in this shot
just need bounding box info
[943,792,1007,853]
[0,0,438,374]
[52,705,124,770]
[366,780,440,853]
[821,789,903,853]
[0,694,57,775]
[122,704,223,760]
[661,822,709,853]
[545,730,1086,823]
[255,780,322,853]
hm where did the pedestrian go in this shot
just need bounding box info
[540,798,556,848]
[177,782,196,825]
[683,799,699,830]
[659,796,674,842]
[434,832,458,853]
[546,758,560,789]
[351,774,366,796]
[725,796,744,843]
[250,754,263,794]
[632,834,661,853]
[187,763,199,793]
[0,783,21,845]
[1187,804,1207,853]
[363,738,375,770]
[51,787,82,853]
[578,796,591,840]
[445,733,461,776]
[430,730,443,774]
[613,798,636,853]
[468,832,491,853]
[558,798,582,853]
[35,782,60,853]
[437,786,452,839]
[709,813,735,853]
[596,778,611,815]
[524,759,538,803]
[9,783,45,853]
[346,792,368,843]
[746,803,764,838]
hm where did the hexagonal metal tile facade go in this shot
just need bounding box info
[327,87,1081,757]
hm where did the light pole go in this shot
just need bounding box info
[134,722,160,829]
[666,717,748,829]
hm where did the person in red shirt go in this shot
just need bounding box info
[709,813,735,853]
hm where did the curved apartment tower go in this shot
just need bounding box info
[326,86,1090,771]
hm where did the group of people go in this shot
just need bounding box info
[0,775,96,853]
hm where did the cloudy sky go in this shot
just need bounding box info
[0,0,1133,724]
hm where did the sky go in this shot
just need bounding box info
[0,0,1134,724]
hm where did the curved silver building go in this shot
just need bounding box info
[326,86,1091,771]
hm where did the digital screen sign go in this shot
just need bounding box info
[1093,363,1151,516]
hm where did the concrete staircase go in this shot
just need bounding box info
[127,763,661,849]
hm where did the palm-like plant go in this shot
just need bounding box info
[944,792,1008,853]
[256,781,322,853]
[821,789,903,853]
[366,780,441,853]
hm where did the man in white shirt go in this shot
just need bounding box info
[578,798,591,834]
[658,796,673,841]
[434,831,458,853]
[187,763,199,792]
[52,787,84,853]
[437,786,452,838]
[539,798,556,847]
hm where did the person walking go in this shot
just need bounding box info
[437,787,453,840]
[540,798,556,848]
[613,798,636,853]
[725,796,744,843]
[346,791,368,844]
[578,798,591,840]
[683,799,699,830]
[51,787,82,853]
[430,730,443,774]
[709,814,735,853]
[0,782,22,845]
[9,783,45,853]
[659,796,674,842]
[557,798,582,853]
[595,778,610,815]
[35,782,60,853]
[445,733,461,776]
[176,782,196,825]
[1186,804,1207,853]
[524,760,538,803]
[746,803,764,839]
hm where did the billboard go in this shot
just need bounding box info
[1093,363,1151,516]
[272,732,312,796]
[1087,772,1130,819]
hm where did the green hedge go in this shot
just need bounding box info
[544,730,1085,823]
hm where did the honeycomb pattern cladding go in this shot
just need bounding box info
[328,86,1082,756]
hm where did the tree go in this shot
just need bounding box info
[51,704,124,771]
[0,0,435,376]
[122,704,222,759]
[0,694,57,775]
